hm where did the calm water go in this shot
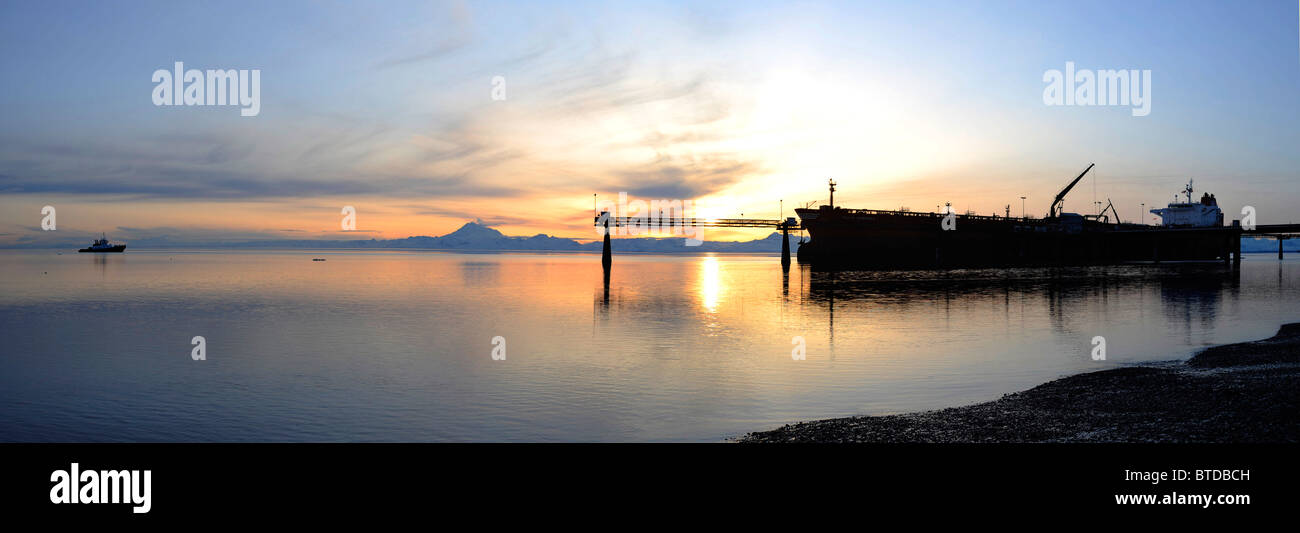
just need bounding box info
[1,249,1297,442]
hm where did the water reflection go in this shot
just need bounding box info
[602,267,610,307]
[459,260,501,287]
[4,249,1294,442]
[698,256,721,313]
[90,252,119,278]
[800,264,1243,339]
[594,257,1268,377]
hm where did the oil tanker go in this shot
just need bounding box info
[794,164,1241,268]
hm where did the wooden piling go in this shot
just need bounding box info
[601,217,611,270]
[1233,229,1242,265]
[781,224,791,270]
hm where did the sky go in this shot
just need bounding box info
[1,0,1298,245]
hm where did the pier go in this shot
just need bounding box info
[1244,224,1300,260]
[592,211,1300,270]
[594,213,800,269]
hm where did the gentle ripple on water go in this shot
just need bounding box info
[0,249,1297,441]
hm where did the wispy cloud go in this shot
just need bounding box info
[3,0,1298,242]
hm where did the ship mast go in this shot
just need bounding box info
[828,179,836,209]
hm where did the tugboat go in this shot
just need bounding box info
[78,233,126,253]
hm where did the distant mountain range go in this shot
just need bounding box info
[10,221,800,253]
[262,220,802,253]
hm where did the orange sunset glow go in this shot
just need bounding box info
[4,1,1297,248]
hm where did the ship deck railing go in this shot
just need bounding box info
[826,207,1042,223]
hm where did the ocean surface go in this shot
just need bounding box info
[1,249,1297,442]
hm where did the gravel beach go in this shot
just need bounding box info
[740,323,1300,443]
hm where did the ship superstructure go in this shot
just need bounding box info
[1150,180,1224,228]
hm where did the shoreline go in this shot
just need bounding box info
[740,323,1300,443]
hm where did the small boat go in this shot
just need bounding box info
[78,234,126,253]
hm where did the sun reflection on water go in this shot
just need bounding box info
[698,255,722,313]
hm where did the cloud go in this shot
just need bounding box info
[297,123,395,162]
[373,35,472,70]
[613,154,762,199]
[0,3,772,237]
[0,166,510,199]
[399,204,531,226]
[371,0,474,69]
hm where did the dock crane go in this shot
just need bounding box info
[1084,198,1122,225]
[1047,163,1095,218]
